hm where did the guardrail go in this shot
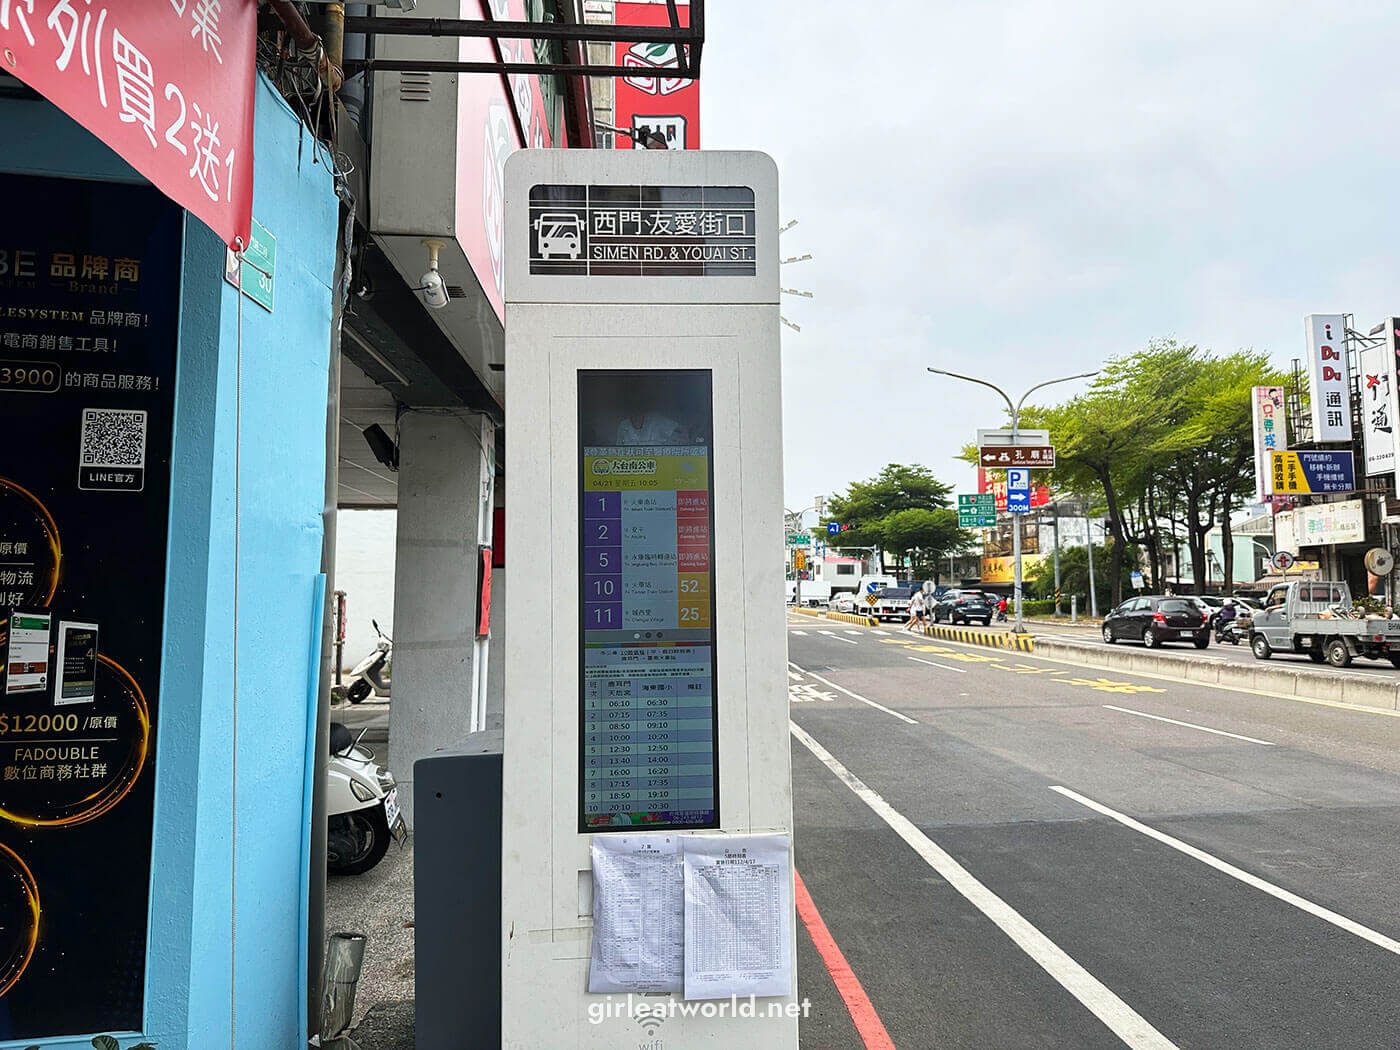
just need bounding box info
[1035,636,1400,712]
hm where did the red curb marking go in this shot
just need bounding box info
[794,868,896,1049]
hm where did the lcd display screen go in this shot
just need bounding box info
[578,370,719,832]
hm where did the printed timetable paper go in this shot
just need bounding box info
[682,834,793,1000]
[588,834,685,993]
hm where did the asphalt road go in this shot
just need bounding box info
[787,614,1400,1049]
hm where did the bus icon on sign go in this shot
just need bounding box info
[532,213,583,260]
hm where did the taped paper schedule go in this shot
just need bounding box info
[587,832,793,1000]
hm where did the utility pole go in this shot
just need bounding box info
[926,368,1098,633]
[1051,503,1062,616]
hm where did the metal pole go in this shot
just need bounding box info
[1011,407,1023,633]
[1052,503,1061,616]
[1085,510,1099,618]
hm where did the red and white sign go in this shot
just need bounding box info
[1,1,257,248]
[979,468,1050,512]
[613,1,699,150]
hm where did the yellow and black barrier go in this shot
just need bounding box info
[923,622,1035,652]
[827,611,880,627]
[791,606,824,618]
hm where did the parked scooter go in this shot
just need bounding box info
[327,721,406,875]
[344,619,392,705]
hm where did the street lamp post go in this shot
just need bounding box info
[785,498,826,608]
[926,368,1098,634]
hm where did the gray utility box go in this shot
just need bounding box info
[414,730,503,1049]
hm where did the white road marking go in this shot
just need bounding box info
[844,629,862,635]
[791,630,809,636]
[1101,704,1274,745]
[1050,785,1400,958]
[788,670,804,682]
[873,630,890,636]
[787,662,918,724]
[908,656,967,674]
[818,630,859,645]
[792,723,1179,1050]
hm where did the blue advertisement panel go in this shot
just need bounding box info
[1271,450,1357,494]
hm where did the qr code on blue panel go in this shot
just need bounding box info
[80,408,148,468]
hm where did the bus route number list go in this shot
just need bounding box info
[581,454,718,832]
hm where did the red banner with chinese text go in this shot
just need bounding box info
[978,467,1051,512]
[1,1,256,248]
[613,1,699,150]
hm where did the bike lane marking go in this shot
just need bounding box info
[791,721,1179,1050]
[788,662,918,724]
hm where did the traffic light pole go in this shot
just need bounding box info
[926,368,1098,633]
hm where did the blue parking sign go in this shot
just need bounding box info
[1007,467,1030,514]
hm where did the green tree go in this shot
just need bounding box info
[824,464,968,574]
[1027,542,1140,614]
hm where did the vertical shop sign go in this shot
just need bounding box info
[1251,385,1287,499]
[1304,313,1351,442]
[0,173,179,1038]
[614,2,699,150]
[1358,344,1398,477]
[0,2,256,247]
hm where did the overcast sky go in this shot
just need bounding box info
[699,1,1400,512]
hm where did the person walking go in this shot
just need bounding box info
[906,588,926,633]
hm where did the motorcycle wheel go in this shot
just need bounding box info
[346,678,371,705]
[328,808,391,875]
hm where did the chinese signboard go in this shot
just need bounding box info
[614,1,699,150]
[1358,343,1397,477]
[977,445,1055,468]
[1288,499,1366,546]
[578,370,718,832]
[1304,314,1351,442]
[1251,385,1286,500]
[528,184,756,277]
[958,493,995,527]
[0,174,179,1037]
[981,554,1044,584]
[979,468,1050,512]
[1271,450,1356,494]
[1,1,256,248]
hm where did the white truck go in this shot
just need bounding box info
[1249,579,1400,668]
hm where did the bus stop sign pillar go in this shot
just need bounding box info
[499,151,798,1048]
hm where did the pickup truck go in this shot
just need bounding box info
[870,585,917,622]
[1249,579,1400,668]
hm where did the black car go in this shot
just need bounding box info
[931,589,993,626]
[1102,595,1210,649]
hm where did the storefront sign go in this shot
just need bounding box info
[578,369,718,831]
[614,1,699,150]
[1304,314,1351,441]
[1291,499,1366,547]
[1251,386,1286,500]
[0,174,179,1037]
[528,184,756,277]
[1358,343,1398,477]
[1270,450,1356,494]
[0,2,256,248]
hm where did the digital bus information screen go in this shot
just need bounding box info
[579,370,719,832]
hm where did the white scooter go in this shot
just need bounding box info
[344,619,392,705]
[327,721,406,875]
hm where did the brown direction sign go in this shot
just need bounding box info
[978,445,1055,468]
